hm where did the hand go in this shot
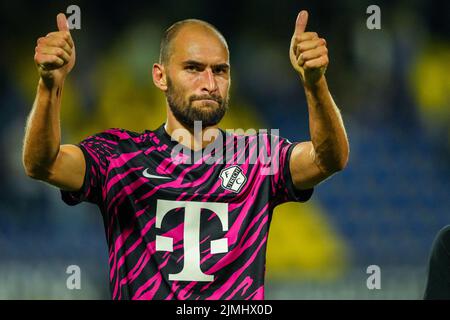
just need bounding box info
[34,13,76,87]
[289,10,328,86]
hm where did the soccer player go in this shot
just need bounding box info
[22,10,349,299]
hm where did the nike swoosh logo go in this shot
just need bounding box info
[142,168,172,180]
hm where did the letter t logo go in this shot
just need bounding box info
[155,199,229,282]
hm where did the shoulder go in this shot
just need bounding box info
[79,128,160,163]
[79,128,153,157]
[97,128,135,141]
[84,128,153,144]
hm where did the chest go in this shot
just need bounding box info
[105,151,266,204]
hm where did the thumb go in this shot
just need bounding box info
[294,10,308,35]
[57,13,70,32]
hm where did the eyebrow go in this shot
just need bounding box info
[182,60,230,70]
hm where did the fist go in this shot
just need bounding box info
[34,13,76,86]
[289,11,328,86]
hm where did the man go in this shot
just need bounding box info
[424,225,450,299]
[23,10,349,300]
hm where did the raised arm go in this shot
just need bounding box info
[22,13,85,191]
[288,10,349,190]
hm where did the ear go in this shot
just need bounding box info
[152,63,167,91]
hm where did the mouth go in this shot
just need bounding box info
[194,99,219,105]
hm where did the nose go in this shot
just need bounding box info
[201,68,218,93]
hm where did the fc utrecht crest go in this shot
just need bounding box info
[219,165,247,193]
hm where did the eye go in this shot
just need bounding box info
[185,65,199,72]
[213,66,229,75]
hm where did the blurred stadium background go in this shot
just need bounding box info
[0,0,449,299]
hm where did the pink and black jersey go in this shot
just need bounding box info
[60,124,313,300]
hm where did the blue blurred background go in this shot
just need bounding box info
[0,0,449,299]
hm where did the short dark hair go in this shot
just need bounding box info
[159,19,228,65]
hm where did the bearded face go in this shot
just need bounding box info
[165,76,229,129]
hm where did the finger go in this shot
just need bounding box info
[45,31,74,48]
[37,37,72,57]
[297,38,326,54]
[57,13,70,32]
[37,46,71,63]
[297,54,305,67]
[35,53,65,69]
[299,46,328,62]
[294,10,308,36]
[304,56,329,69]
[298,32,319,42]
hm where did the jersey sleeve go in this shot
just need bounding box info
[60,130,120,206]
[265,134,314,208]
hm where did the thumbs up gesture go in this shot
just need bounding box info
[34,13,76,87]
[290,11,328,86]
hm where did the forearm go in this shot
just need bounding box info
[304,76,349,173]
[23,79,63,178]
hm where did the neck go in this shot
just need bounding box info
[165,114,220,151]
